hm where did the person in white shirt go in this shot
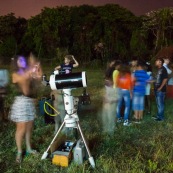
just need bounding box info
[145,62,153,114]
[163,57,172,75]
[163,57,173,85]
[163,57,173,98]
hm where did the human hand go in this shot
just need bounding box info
[157,87,161,91]
[31,62,42,78]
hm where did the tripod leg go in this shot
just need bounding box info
[76,121,95,168]
[41,121,65,160]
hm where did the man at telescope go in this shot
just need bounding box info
[55,55,79,74]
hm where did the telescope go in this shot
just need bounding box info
[42,70,87,90]
[41,70,95,168]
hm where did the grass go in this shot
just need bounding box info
[1,67,173,173]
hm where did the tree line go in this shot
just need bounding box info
[0,4,173,65]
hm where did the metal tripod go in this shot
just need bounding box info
[41,89,95,168]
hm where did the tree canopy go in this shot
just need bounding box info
[0,5,173,64]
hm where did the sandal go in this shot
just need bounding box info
[26,149,38,156]
[16,152,22,163]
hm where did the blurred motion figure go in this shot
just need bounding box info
[9,55,42,163]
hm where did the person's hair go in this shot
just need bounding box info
[163,57,170,60]
[115,60,122,66]
[105,60,116,79]
[131,56,138,61]
[137,60,146,68]
[145,63,152,72]
[64,55,72,61]
[11,55,28,72]
[156,57,164,64]
[107,59,116,67]
[105,60,122,79]
[119,64,131,76]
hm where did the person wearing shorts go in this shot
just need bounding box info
[132,61,150,123]
[9,55,42,163]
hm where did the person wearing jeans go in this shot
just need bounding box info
[116,64,133,126]
[155,91,166,120]
[132,61,150,123]
[116,89,131,122]
[153,58,168,121]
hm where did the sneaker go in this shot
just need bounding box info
[117,118,122,123]
[154,118,164,122]
[134,119,141,124]
[152,116,158,120]
[123,120,131,126]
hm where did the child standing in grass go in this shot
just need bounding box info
[132,61,150,123]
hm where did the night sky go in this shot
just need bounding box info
[0,0,173,19]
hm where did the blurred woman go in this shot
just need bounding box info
[102,59,121,134]
[104,59,121,103]
[9,55,42,163]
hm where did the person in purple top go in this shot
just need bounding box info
[132,61,150,123]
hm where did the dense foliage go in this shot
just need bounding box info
[0,5,173,64]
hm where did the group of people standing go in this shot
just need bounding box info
[2,52,171,162]
[102,56,170,134]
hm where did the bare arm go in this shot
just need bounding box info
[72,55,79,68]
[55,65,61,70]
[12,72,31,84]
[31,63,43,79]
